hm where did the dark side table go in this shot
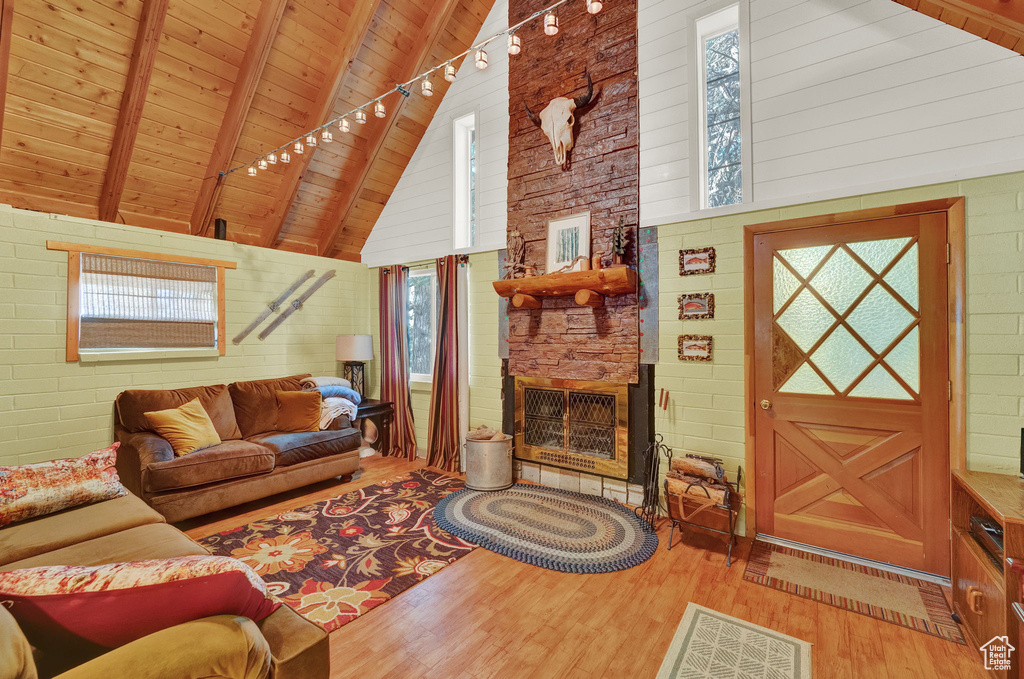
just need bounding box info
[356,399,394,456]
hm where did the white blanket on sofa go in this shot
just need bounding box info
[320,397,358,430]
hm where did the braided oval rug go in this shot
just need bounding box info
[433,484,658,573]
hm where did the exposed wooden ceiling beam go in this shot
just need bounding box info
[317,0,462,258]
[896,0,1024,52]
[0,0,14,148]
[188,0,288,236]
[260,0,384,248]
[98,0,170,223]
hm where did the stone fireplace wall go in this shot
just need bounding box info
[507,0,640,384]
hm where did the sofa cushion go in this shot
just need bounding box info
[276,391,321,433]
[144,440,275,493]
[0,556,279,650]
[0,523,209,572]
[0,494,164,567]
[0,444,128,527]
[246,428,361,467]
[229,375,309,438]
[117,385,242,441]
[0,606,36,679]
[144,398,222,456]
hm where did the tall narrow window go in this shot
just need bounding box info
[407,269,438,382]
[696,5,742,209]
[453,112,477,249]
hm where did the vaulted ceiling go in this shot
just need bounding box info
[896,0,1024,54]
[0,0,495,261]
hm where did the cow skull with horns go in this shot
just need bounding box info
[524,72,594,170]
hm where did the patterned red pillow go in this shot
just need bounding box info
[0,444,127,526]
[0,555,280,649]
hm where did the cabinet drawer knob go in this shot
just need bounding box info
[967,586,984,615]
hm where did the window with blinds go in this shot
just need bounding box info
[78,253,219,350]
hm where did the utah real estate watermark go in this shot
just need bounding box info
[981,636,1015,671]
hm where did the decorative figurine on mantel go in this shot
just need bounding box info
[504,228,526,279]
[610,217,630,267]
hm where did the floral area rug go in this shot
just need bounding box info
[197,469,473,631]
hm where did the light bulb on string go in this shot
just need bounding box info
[247,166,257,177]
[544,12,558,36]
[586,0,602,14]
[293,141,304,154]
[355,110,367,124]
[475,49,488,70]
[304,134,317,147]
[444,62,457,82]
[507,33,521,55]
[339,118,350,133]
[280,150,291,164]
[267,152,277,165]
[257,158,268,170]
[320,129,333,143]
[421,77,433,97]
[374,100,386,118]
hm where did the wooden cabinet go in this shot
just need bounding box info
[951,471,1024,678]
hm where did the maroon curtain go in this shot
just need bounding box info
[378,266,417,460]
[427,256,461,472]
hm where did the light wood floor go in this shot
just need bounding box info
[183,455,988,679]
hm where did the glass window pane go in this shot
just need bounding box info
[778,245,832,279]
[810,248,872,315]
[845,285,914,353]
[884,243,918,310]
[407,274,434,375]
[776,289,834,352]
[809,326,873,392]
[705,28,741,208]
[884,326,919,393]
[779,363,834,395]
[849,366,913,400]
[773,258,801,314]
[848,237,911,274]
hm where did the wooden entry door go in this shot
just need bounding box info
[753,213,950,576]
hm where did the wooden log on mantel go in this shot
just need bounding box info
[575,289,604,307]
[512,293,542,309]
[493,267,637,299]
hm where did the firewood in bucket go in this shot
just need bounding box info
[670,456,724,482]
[467,424,499,440]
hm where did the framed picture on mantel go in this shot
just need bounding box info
[546,212,590,274]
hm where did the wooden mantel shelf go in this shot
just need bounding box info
[492,267,637,308]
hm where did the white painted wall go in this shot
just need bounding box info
[361,0,510,268]
[639,0,1024,226]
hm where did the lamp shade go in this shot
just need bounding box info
[336,334,374,361]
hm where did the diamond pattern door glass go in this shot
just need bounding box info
[774,237,920,400]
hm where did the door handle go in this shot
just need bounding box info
[967,586,984,615]
[760,399,772,411]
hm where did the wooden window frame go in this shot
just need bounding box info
[47,241,236,361]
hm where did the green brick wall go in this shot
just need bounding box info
[0,205,372,466]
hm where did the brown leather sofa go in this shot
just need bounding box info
[0,493,328,679]
[114,374,361,523]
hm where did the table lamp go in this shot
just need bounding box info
[335,334,374,397]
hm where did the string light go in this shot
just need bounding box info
[586,0,602,13]
[226,0,580,181]
[544,12,559,35]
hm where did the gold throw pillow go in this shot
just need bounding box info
[276,391,321,433]
[144,398,222,456]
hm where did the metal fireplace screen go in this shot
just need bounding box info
[515,377,629,479]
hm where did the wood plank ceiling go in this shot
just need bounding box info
[895,0,1024,54]
[0,0,495,261]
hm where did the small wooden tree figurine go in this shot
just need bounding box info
[611,217,630,266]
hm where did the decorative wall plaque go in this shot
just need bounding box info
[679,247,716,275]
[679,293,715,320]
[678,335,713,362]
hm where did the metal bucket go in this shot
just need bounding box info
[464,434,514,491]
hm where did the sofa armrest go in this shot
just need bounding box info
[53,615,270,679]
[0,606,36,679]
[114,427,174,497]
[256,606,329,679]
